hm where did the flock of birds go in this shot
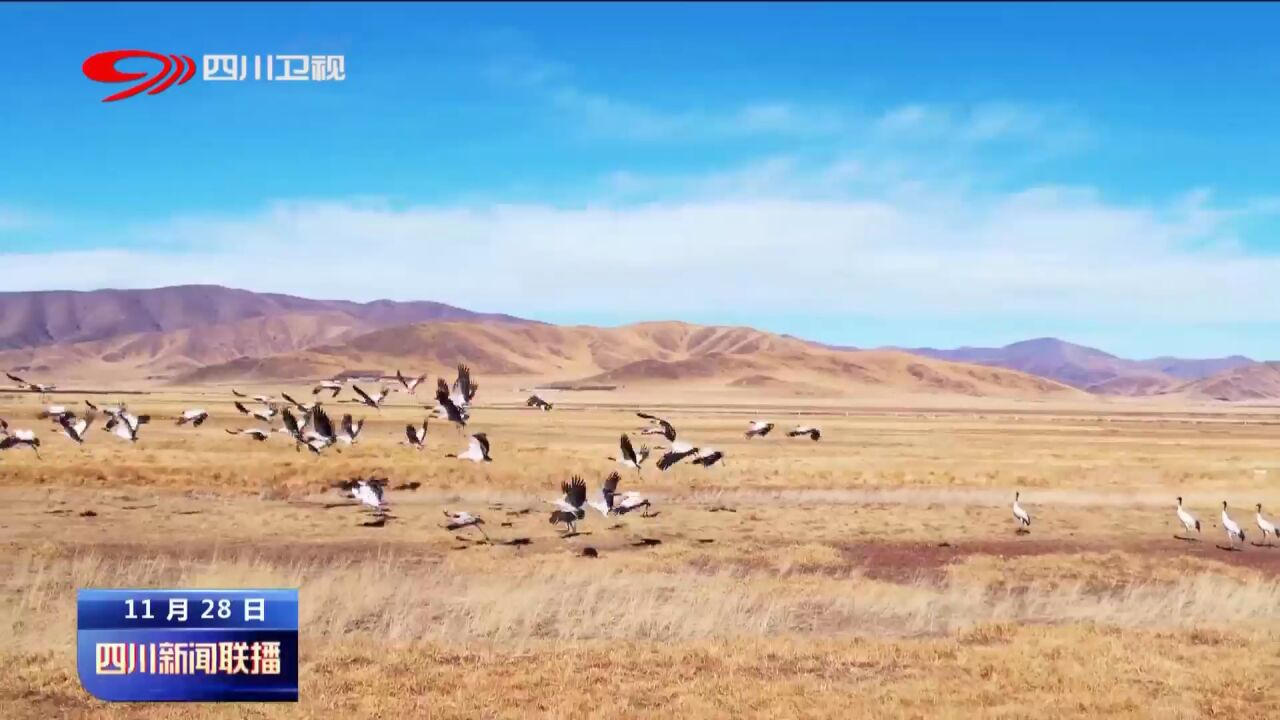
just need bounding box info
[3,368,1278,550]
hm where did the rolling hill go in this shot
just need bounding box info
[1170,362,1280,402]
[907,338,1254,395]
[180,321,1086,399]
[0,284,530,351]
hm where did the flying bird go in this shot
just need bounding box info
[595,470,653,518]
[176,409,209,427]
[302,406,338,452]
[443,511,489,540]
[452,364,479,406]
[1222,501,1246,548]
[396,370,427,394]
[108,411,150,443]
[547,476,588,534]
[281,393,317,413]
[745,421,774,439]
[337,414,364,445]
[313,380,344,398]
[351,385,390,410]
[37,405,73,423]
[85,400,126,417]
[6,372,55,394]
[608,433,650,473]
[225,428,269,442]
[447,433,492,463]
[335,477,387,514]
[233,401,277,424]
[434,381,469,428]
[59,410,97,445]
[232,389,273,404]
[404,419,429,450]
[656,441,700,471]
[788,426,822,441]
[1176,496,1201,537]
[526,395,553,411]
[1256,504,1277,545]
[636,412,677,442]
[1012,492,1032,532]
[0,421,41,458]
[692,448,725,467]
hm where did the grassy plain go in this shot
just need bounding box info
[2,384,1279,718]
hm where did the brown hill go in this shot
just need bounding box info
[0,284,530,351]
[1172,362,1280,402]
[0,311,377,382]
[180,320,1086,399]
[907,337,1254,395]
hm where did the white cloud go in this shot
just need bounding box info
[4,177,1278,328]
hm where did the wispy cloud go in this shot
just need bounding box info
[488,49,853,142]
[5,176,1278,333]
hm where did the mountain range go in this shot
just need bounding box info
[0,285,1271,401]
[905,338,1256,397]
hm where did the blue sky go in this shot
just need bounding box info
[3,3,1280,358]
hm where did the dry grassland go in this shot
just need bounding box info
[2,385,1279,717]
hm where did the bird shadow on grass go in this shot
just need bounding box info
[1172,535,1200,542]
[632,538,662,547]
[1015,528,1031,536]
[501,538,532,546]
[1249,542,1276,548]
[559,531,591,539]
[1215,544,1243,552]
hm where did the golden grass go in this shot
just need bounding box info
[3,388,1280,716]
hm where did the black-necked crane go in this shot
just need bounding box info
[108,411,150,443]
[526,394,553,411]
[1222,501,1246,549]
[337,477,386,515]
[447,433,492,463]
[745,421,774,439]
[233,401,277,424]
[338,414,364,445]
[692,449,725,467]
[7,372,55,395]
[176,409,208,427]
[313,380,344,398]
[225,428,270,442]
[1256,504,1277,546]
[351,385,390,410]
[657,441,700,471]
[788,426,821,441]
[637,412,676,441]
[435,381,469,429]
[600,470,653,517]
[281,393,317,413]
[404,419,428,450]
[0,419,41,458]
[85,400,126,417]
[1176,496,1201,538]
[1012,492,1031,532]
[232,389,273,404]
[547,476,587,535]
[452,364,479,407]
[396,370,427,394]
[443,511,489,540]
[59,410,96,445]
[38,405,73,423]
[608,433,649,473]
[303,407,338,453]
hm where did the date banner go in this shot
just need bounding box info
[77,588,299,702]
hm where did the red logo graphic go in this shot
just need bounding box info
[82,50,196,103]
